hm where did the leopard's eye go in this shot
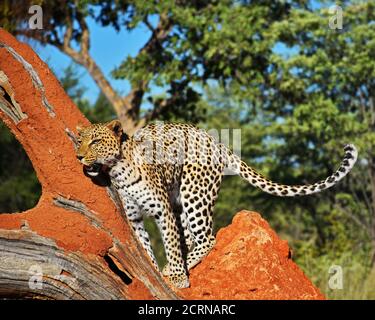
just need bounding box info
[90,139,101,145]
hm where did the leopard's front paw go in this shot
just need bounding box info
[168,272,190,289]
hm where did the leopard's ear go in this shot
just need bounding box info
[106,119,123,137]
[76,122,84,133]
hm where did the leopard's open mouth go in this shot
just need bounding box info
[83,163,102,177]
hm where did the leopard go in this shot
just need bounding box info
[75,120,358,289]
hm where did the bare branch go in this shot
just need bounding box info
[63,18,73,50]
[139,13,171,54]
[76,10,90,57]
[143,17,156,34]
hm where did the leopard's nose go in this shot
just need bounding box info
[77,155,84,161]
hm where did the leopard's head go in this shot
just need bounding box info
[76,120,123,174]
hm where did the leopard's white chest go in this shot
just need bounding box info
[109,162,146,200]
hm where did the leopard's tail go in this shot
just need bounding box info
[227,144,358,197]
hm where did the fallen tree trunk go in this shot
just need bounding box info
[0,28,324,300]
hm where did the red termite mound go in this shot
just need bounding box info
[182,211,324,300]
[0,28,324,300]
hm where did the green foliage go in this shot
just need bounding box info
[110,0,303,116]
[0,122,41,212]
[297,250,375,300]
[144,216,166,268]
[199,1,375,299]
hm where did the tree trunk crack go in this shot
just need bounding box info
[0,41,55,117]
[0,71,27,123]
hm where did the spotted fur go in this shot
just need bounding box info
[75,120,358,288]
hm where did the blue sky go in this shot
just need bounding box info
[35,16,153,103]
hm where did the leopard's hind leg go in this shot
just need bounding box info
[180,163,223,270]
